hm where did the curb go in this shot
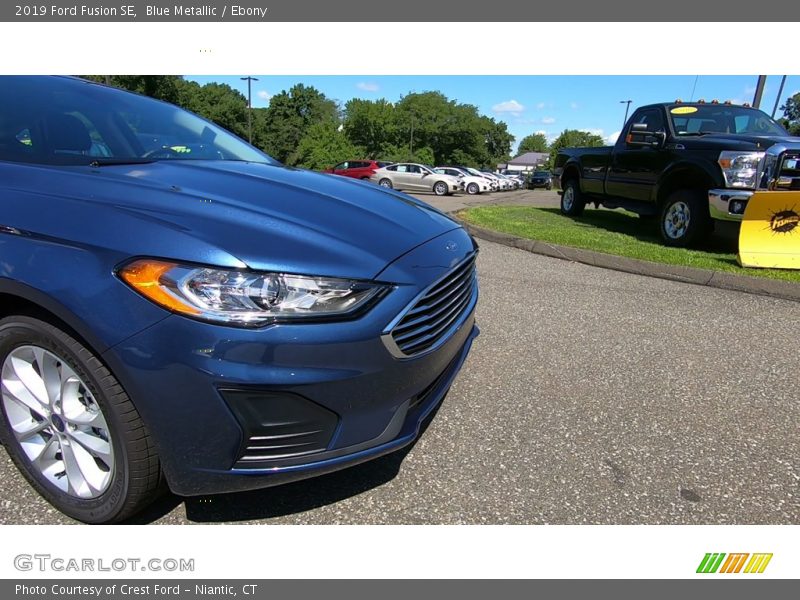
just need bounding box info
[458,221,800,303]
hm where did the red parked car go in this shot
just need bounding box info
[324,160,394,180]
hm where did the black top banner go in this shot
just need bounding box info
[3,0,800,21]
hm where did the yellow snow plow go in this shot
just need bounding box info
[738,191,800,269]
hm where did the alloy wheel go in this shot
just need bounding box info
[1,345,115,499]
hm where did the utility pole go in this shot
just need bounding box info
[240,76,259,143]
[620,100,632,128]
[752,75,767,109]
[772,75,787,118]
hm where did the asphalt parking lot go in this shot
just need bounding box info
[1,189,798,524]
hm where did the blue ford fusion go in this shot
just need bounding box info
[0,76,479,523]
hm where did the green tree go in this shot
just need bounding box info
[175,80,249,140]
[481,117,513,168]
[261,84,338,164]
[343,98,398,158]
[779,92,800,136]
[516,132,549,154]
[548,129,606,168]
[294,122,364,170]
[80,75,182,103]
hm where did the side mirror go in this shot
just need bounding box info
[627,126,666,148]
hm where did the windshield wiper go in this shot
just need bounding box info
[88,158,158,167]
[678,132,715,137]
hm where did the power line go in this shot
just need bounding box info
[689,75,699,102]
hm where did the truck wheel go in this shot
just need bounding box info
[560,180,585,216]
[0,316,162,523]
[659,190,711,247]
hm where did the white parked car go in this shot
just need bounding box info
[481,171,510,190]
[460,166,498,191]
[434,166,491,195]
[370,163,462,196]
[496,173,521,190]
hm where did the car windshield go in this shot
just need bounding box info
[668,104,788,137]
[534,171,550,177]
[0,76,277,167]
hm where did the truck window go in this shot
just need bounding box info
[629,109,665,133]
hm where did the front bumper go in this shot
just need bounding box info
[708,188,752,222]
[101,229,479,496]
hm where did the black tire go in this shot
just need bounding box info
[659,190,711,247]
[467,182,479,195]
[560,179,585,216]
[433,181,449,196]
[0,316,162,523]
[546,184,552,191]
[378,178,393,189]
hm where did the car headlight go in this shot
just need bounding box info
[119,259,387,326]
[718,151,764,189]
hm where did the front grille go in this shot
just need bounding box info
[759,146,800,191]
[776,150,800,189]
[389,253,477,357]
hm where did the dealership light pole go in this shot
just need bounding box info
[771,75,787,118]
[752,75,767,109]
[241,76,259,143]
[620,100,632,128]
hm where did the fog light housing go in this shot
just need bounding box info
[222,389,339,468]
[730,200,748,215]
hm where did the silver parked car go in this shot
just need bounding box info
[370,163,462,196]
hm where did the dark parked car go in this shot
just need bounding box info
[0,76,479,523]
[323,159,393,180]
[528,170,552,190]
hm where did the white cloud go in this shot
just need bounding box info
[541,116,556,124]
[570,102,579,110]
[356,82,380,92]
[256,90,272,102]
[581,128,605,138]
[606,131,621,144]
[535,102,546,110]
[492,99,525,116]
[535,130,547,136]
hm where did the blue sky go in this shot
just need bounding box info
[189,75,799,154]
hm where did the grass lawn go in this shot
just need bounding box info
[459,206,800,284]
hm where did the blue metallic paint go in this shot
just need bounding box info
[0,79,479,497]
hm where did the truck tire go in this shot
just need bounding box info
[560,180,585,217]
[659,190,711,247]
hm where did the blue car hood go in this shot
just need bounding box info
[4,160,461,279]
